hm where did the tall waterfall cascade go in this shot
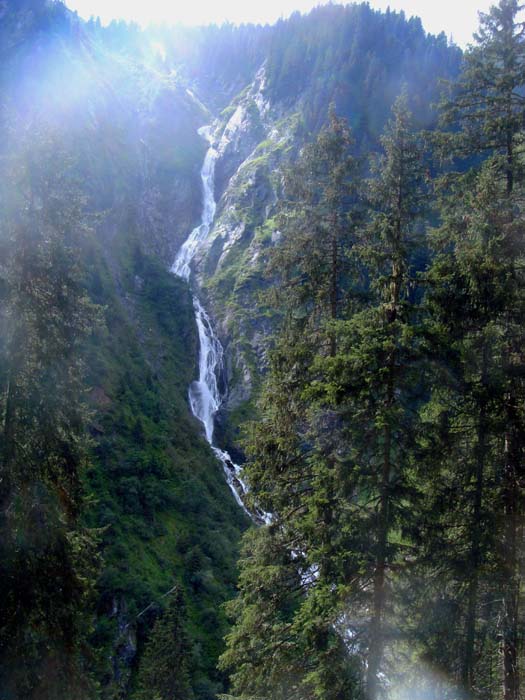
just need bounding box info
[172,125,263,521]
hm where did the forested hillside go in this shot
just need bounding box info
[0,2,248,698]
[0,1,524,700]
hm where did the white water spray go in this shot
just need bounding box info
[172,126,217,282]
[172,126,258,519]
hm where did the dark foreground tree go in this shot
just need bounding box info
[320,93,428,699]
[0,130,99,699]
[438,4,525,696]
[134,587,194,700]
[419,160,514,698]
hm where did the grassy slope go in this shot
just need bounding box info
[81,206,249,699]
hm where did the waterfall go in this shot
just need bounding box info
[171,126,258,520]
[172,126,217,282]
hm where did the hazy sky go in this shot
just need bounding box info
[66,0,495,47]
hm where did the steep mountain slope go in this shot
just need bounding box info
[0,2,463,697]
[0,4,248,698]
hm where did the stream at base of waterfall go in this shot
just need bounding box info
[171,125,268,524]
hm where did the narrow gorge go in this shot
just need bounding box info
[171,125,252,518]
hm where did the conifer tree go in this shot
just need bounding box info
[134,587,194,700]
[438,4,525,696]
[271,103,362,355]
[314,93,428,699]
[441,0,525,194]
[420,160,514,697]
[365,94,426,699]
[222,97,429,700]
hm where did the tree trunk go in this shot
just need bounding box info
[502,119,519,700]
[2,365,19,501]
[462,386,487,693]
[502,392,520,700]
[367,259,400,700]
[329,222,338,358]
[506,126,514,196]
[366,417,392,700]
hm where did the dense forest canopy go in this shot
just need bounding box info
[0,1,524,700]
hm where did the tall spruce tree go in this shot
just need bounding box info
[438,4,525,696]
[134,587,194,700]
[441,0,525,194]
[270,103,361,355]
[420,160,513,698]
[313,93,428,699]
[363,93,427,700]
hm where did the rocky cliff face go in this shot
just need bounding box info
[136,80,208,263]
[195,72,299,432]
